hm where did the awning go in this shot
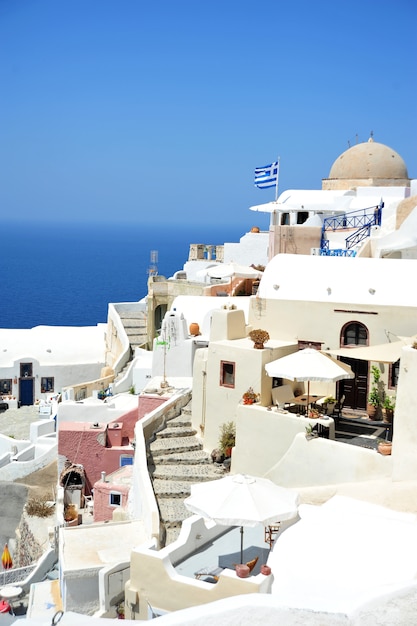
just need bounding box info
[327,336,417,363]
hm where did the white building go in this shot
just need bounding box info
[0,325,106,406]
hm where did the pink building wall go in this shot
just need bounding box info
[138,395,166,419]
[92,465,132,522]
[59,420,134,494]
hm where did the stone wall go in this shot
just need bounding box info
[15,511,54,567]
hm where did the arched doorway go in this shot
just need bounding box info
[338,322,369,411]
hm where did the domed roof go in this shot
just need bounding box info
[328,138,408,180]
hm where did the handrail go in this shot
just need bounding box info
[319,201,383,254]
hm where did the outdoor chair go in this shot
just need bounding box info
[84,495,94,515]
[332,394,345,424]
[194,565,223,583]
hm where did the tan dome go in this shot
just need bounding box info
[328,138,408,180]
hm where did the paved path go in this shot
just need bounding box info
[0,405,52,550]
[0,405,43,440]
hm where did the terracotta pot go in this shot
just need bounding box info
[378,442,392,455]
[367,404,382,421]
[189,322,200,336]
[260,564,271,576]
[235,564,250,578]
[384,408,394,423]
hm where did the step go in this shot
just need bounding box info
[158,499,193,527]
[152,479,192,498]
[156,426,197,439]
[181,403,192,416]
[149,436,202,457]
[152,464,226,482]
[150,449,211,464]
[166,415,192,428]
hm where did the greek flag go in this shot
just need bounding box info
[254,162,279,189]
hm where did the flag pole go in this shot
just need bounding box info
[275,157,280,202]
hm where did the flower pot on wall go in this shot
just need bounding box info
[378,441,392,455]
[235,564,250,578]
[189,322,200,336]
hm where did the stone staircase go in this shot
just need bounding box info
[147,400,227,546]
[118,310,148,352]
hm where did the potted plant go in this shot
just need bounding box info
[377,439,392,455]
[383,395,395,423]
[248,329,270,349]
[323,396,336,415]
[367,366,383,420]
[242,387,259,405]
[116,601,125,619]
[305,423,318,440]
[218,421,236,458]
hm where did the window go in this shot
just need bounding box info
[0,379,12,395]
[342,322,368,346]
[389,360,400,389]
[120,455,134,467]
[297,211,309,224]
[220,361,235,388]
[41,377,54,393]
[20,363,33,378]
[109,492,122,506]
[281,213,290,225]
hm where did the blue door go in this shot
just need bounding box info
[20,378,34,406]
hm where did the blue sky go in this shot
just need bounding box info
[0,0,416,228]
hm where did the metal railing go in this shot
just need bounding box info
[319,202,383,255]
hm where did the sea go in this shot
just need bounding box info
[1,221,253,329]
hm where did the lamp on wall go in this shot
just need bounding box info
[369,288,376,295]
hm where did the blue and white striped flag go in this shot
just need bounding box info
[254,161,279,189]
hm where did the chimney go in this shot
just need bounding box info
[101,471,106,483]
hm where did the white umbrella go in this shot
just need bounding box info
[265,348,354,411]
[206,262,262,280]
[184,473,299,564]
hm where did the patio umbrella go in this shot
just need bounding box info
[265,348,354,411]
[184,473,299,564]
[1,543,12,570]
[205,262,263,280]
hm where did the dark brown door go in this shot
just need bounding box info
[339,357,368,410]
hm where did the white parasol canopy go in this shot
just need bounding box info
[205,262,263,280]
[265,348,354,382]
[265,348,354,410]
[327,335,417,364]
[184,473,299,563]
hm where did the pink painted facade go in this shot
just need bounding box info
[138,395,166,419]
[59,420,134,494]
[92,465,132,522]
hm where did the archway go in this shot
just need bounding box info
[338,321,369,411]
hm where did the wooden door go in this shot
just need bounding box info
[19,378,34,406]
[339,357,368,410]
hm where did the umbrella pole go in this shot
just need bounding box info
[307,380,310,415]
[240,526,244,564]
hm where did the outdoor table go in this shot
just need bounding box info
[293,395,324,411]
